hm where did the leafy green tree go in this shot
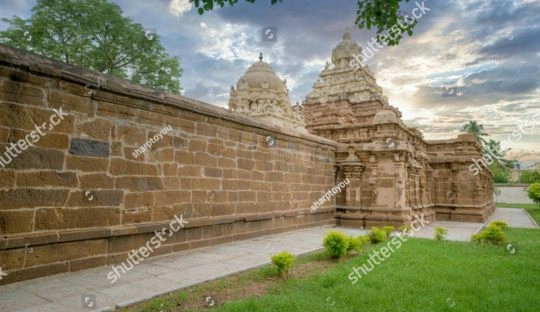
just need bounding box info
[462,121,513,174]
[520,169,540,184]
[528,183,540,207]
[191,0,422,46]
[462,120,488,146]
[489,162,510,183]
[0,0,181,93]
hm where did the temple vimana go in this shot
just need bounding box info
[0,32,494,284]
[228,32,495,227]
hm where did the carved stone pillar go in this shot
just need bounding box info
[341,147,365,205]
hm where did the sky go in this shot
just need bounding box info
[1,0,539,165]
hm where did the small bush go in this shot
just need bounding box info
[368,227,387,244]
[434,226,448,241]
[357,235,370,246]
[471,224,508,245]
[345,236,361,255]
[271,251,296,276]
[323,231,350,259]
[490,220,508,230]
[527,183,540,207]
[382,225,395,236]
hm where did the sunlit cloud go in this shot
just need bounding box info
[169,0,192,16]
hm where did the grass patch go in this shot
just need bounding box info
[120,250,356,312]
[497,202,540,224]
[215,230,540,312]
[122,227,540,312]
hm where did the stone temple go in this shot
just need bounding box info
[229,31,495,227]
[0,32,494,284]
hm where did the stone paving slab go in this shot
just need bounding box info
[0,208,536,312]
[488,207,538,228]
[413,220,485,241]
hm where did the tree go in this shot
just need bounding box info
[527,183,540,207]
[489,162,510,183]
[191,0,420,46]
[462,120,488,146]
[0,0,182,93]
[462,121,512,175]
[520,169,540,184]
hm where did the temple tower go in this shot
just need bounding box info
[228,53,305,130]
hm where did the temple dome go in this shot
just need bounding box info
[373,110,398,124]
[236,54,287,92]
[331,31,363,68]
[228,53,305,131]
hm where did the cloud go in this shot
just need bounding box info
[1,0,538,163]
[169,0,192,16]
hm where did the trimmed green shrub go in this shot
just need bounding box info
[323,231,350,259]
[357,234,370,246]
[271,251,296,276]
[490,220,508,230]
[382,225,395,236]
[434,226,448,241]
[368,227,387,244]
[471,224,508,245]
[345,236,361,255]
[527,183,540,207]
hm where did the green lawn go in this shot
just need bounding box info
[497,202,540,224]
[212,229,540,312]
[125,203,540,312]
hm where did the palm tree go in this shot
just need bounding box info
[462,121,488,146]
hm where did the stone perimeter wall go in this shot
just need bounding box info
[0,45,337,285]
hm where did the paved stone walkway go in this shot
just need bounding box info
[0,207,536,312]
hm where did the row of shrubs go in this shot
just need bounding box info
[322,226,401,259]
[271,220,510,277]
[270,226,399,276]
